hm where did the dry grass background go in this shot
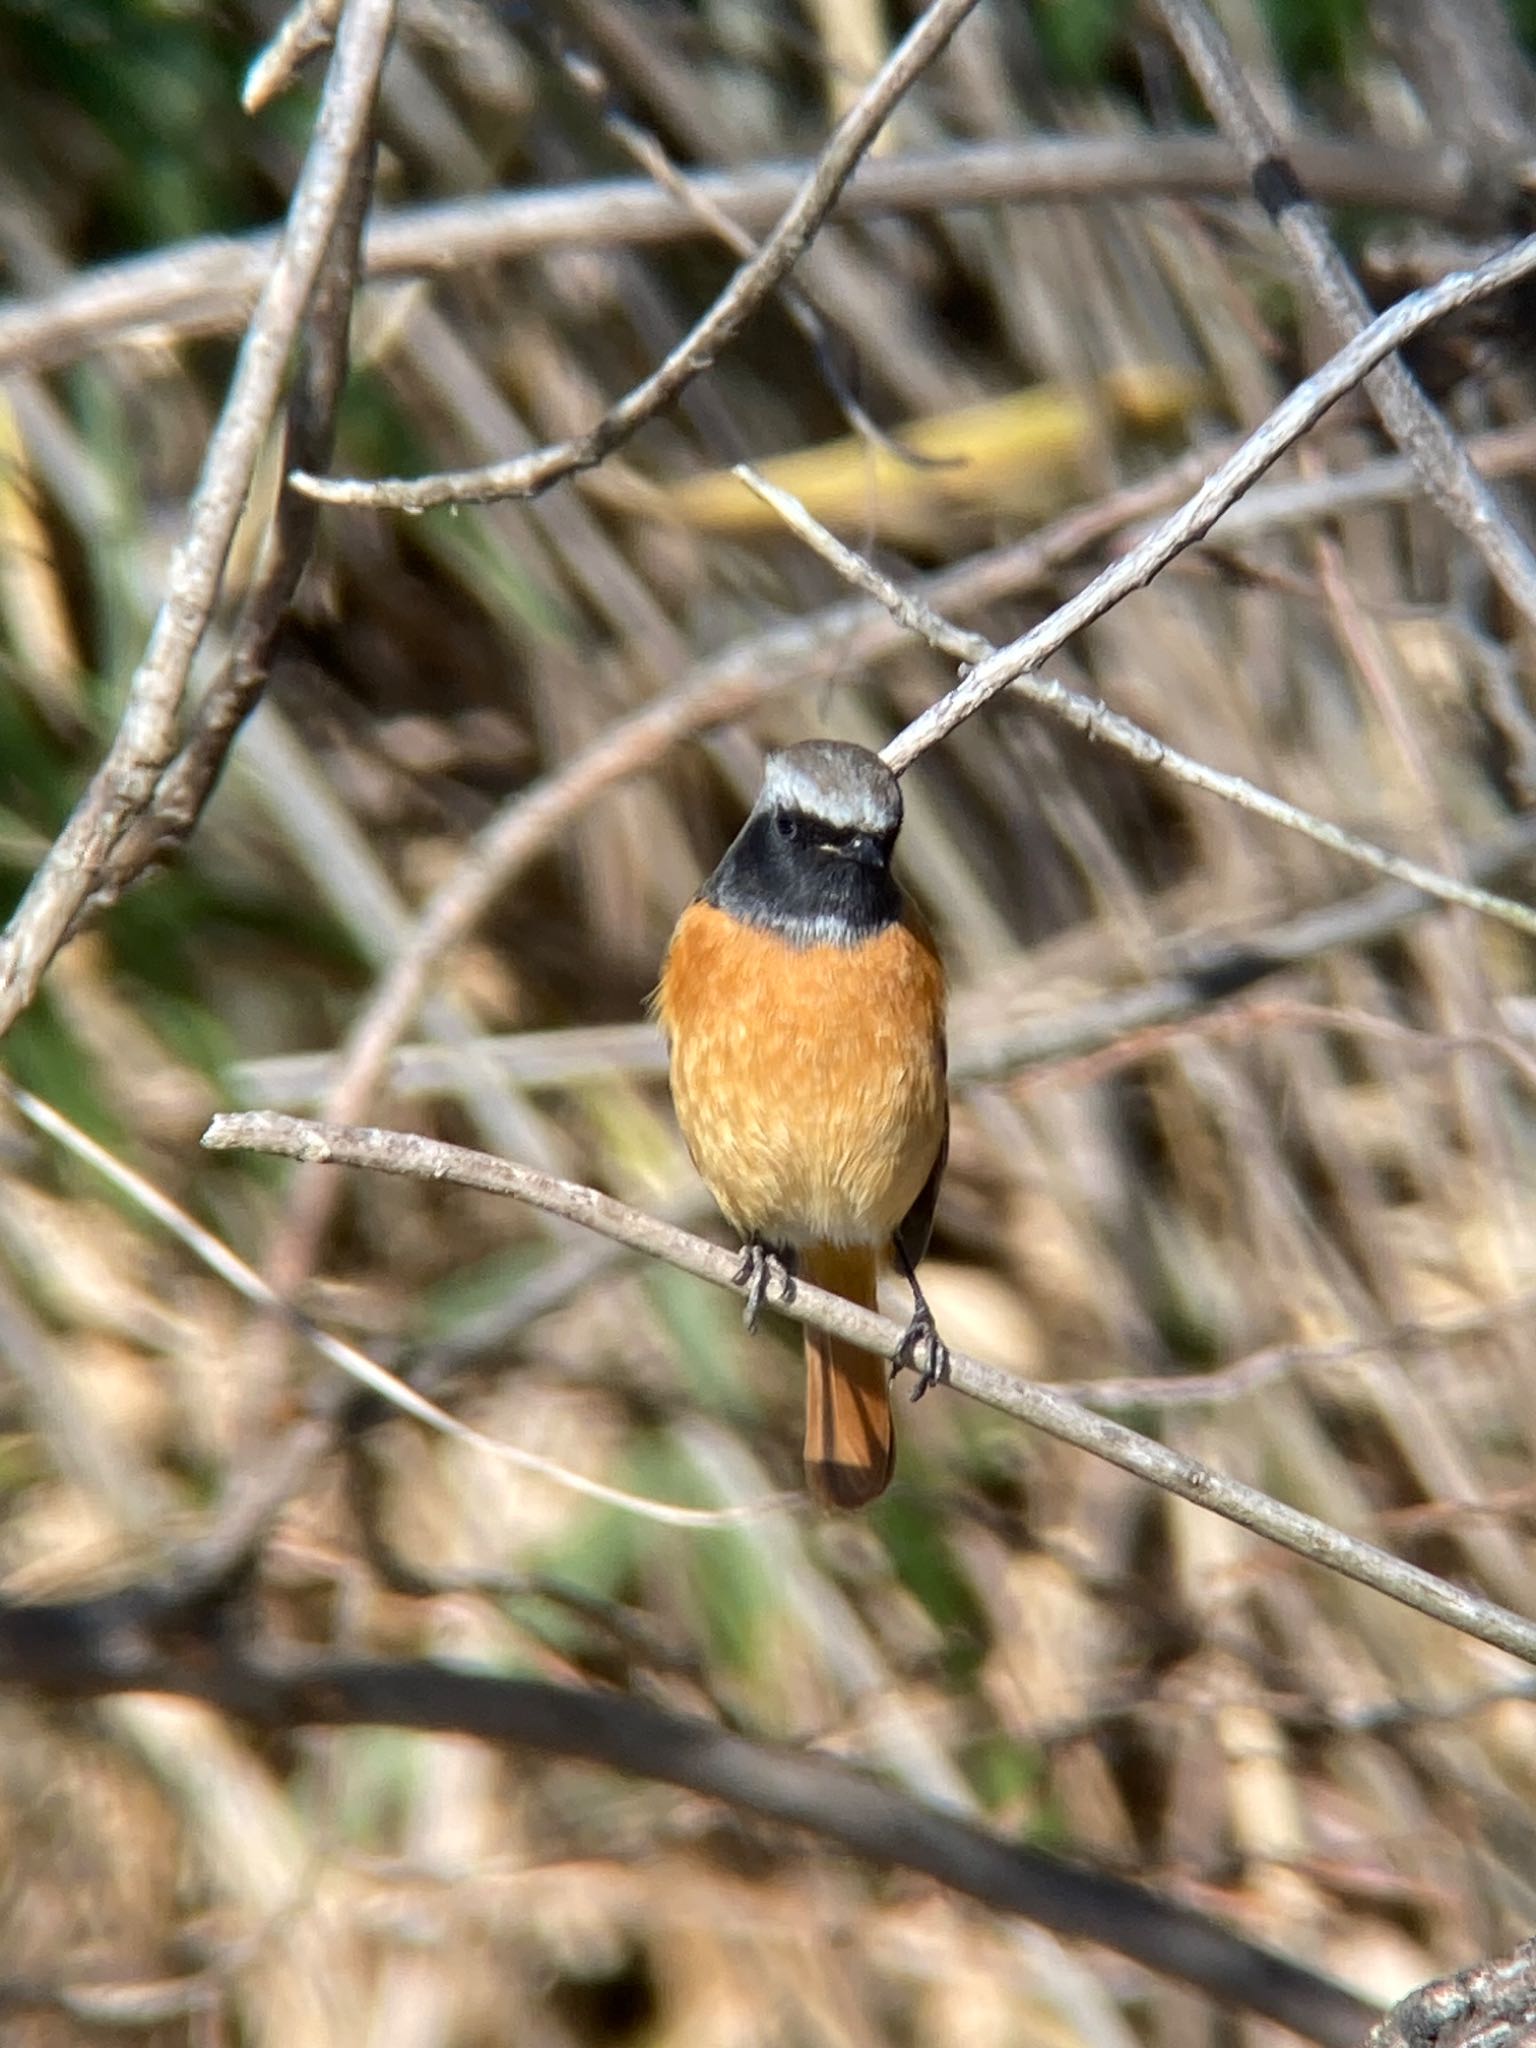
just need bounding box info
[5,0,1536,2042]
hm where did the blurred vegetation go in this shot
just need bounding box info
[5,1,1536,2044]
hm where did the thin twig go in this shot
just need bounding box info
[283,0,1001,509]
[1153,0,1536,636]
[1020,992,1536,1108]
[735,465,983,655]
[7,1083,783,1531]
[1046,1283,1536,1419]
[1201,419,1536,541]
[0,0,397,1042]
[736,463,1536,936]
[230,1018,668,1104]
[0,136,1498,378]
[884,227,1536,770]
[536,16,923,465]
[203,1110,1536,1671]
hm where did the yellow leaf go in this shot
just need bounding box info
[660,363,1199,544]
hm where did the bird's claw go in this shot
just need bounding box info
[893,1301,949,1402]
[734,1240,795,1332]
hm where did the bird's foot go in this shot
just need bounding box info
[893,1295,949,1402]
[733,1240,796,1332]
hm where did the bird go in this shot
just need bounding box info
[653,739,949,1508]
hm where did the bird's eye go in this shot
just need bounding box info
[775,813,796,841]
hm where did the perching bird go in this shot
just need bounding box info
[653,739,949,1507]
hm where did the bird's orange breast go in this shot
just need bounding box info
[654,900,946,1247]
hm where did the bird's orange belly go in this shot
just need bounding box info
[657,903,946,1247]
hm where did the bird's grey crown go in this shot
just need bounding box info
[757,739,902,836]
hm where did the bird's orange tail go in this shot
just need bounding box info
[802,1243,894,1509]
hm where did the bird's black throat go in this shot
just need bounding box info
[702,809,901,947]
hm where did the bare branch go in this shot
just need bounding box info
[244,0,343,111]
[1153,0,1536,636]
[884,228,1536,770]
[962,806,1536,1075]
[0,137,1499,378]
[71,86,378,930]
[285,0,1001,510]
[738,464,1536,937]
[0,0,397,1041]
[203,1109,1536,1672]
[1198,419,1536,540]
[532,13,915,462]
[1047,1274,1536,1418]
[0,1601,1380,2048]
[8,1082,775,1531]
[1367,1936,1536,2048]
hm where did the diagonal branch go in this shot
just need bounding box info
[1152,0,1536,636]
[885,227,1536,769]
[0,0,396,1042]
[66,89,378,933]
[530,12,915,463]
[738,464,1536,937]
[287,0,981,510]
[0,1598,1380,2048]
[202,1110,1536,1672]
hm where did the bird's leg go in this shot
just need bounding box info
[891,1239,949,1401]
[733,1239,797,1332]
